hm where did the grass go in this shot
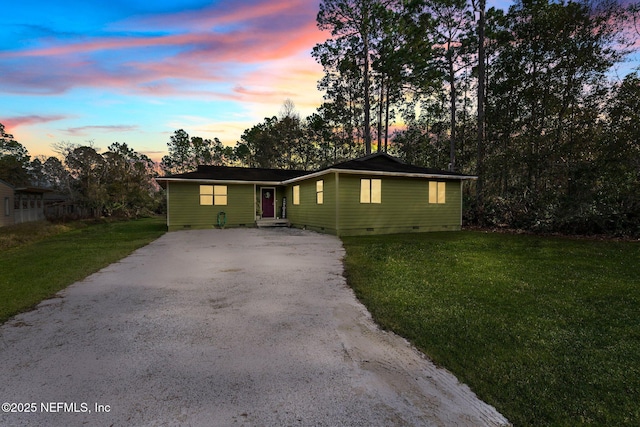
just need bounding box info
[0,220,88,251]
[342,231,640,426]
[0,217,166,324]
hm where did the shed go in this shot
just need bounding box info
[14,187,51,224]
[0,180,51,227]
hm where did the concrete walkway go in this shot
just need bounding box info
[0,228,509,426]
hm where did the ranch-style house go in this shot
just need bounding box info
[156,153,476,236]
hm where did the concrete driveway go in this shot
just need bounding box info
[0,228,508,426]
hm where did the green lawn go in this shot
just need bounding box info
[0,217,166,323]
[342,231,640,426]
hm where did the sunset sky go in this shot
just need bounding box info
[2,0,329,161]
[2,0,637,161]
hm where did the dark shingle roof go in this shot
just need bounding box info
[164,165,309,182]
[158,153,475,184]
[327,153,467,176]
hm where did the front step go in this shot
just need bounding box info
[256,218,291,228]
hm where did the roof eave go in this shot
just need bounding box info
[157,169,478,187]
[282,168,477,184]
[156,177,284,186]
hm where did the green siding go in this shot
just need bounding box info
[166,173,465,235]
[287,173,337,234]
[335,175,462,236]
[274,186,287,219]
[167,182,255,231]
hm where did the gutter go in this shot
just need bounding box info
[281,168,478,185]
[156,178,285,186]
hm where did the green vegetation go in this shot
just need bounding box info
[0,218,166,323]
[342,231,640,426]
[0,220,88,251]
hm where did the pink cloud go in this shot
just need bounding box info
[131,60,224,82]
[131,0,316,31]
[132,83,244,101]
[1,32,245,59]
[0,54,147,94]
[62,125,139,136]
[218,58,324,128]
[3,115,68,130]
[0,0,327,98]
[1,0,323,63]
[233,85,296,99]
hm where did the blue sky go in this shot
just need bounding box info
[1,0,637,161]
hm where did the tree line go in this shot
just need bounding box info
[308,0,640,236]
[2,0,638,235]
[1,123,161,219]
[159,99,366,173]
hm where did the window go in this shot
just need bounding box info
[214,185,227,205]
[429,181,446,204]
[360,179,381,204]
[200,185,227,205]
[292,185,300,205]
[4,197,9,216]
[316,180,324,204]
[200,185,213,205]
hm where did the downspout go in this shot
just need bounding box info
[253,184,257,223]
[335,172,340,236]
[459,181,463,228]
[166,181,170,229]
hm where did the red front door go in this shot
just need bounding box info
[261,188,275,218]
